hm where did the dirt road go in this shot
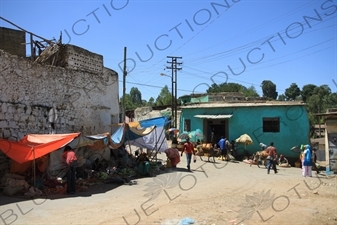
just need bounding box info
[1,154,336,225]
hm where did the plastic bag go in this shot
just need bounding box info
[179,217,195,225]
[193,155,197,163]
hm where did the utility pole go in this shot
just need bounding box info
[122,47,127,122]
[166,56,182,129]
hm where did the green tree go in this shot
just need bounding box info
[207,83,221,93]
[207,82,259,97]
[284,83,300,100]
[147,97,155,106]
[130,87,142,107]
[245,85,260,97]
[207,82,244,93]
[278,94,286,101]
[155,85,172,106]
[120,94,136,111]
[312,84,331,99]
[261,80,278,99]
[120,87,147,111]
[307,95,321,114]
[325,92,337,107]
[301,84,316,102]
[306,85,334,127]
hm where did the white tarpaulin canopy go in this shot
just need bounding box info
[114,116,169,153]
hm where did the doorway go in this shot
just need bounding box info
[207,120,227,144]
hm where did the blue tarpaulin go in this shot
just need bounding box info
[111,116,169,152]
[139,116,168,128]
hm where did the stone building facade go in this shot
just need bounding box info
[0,48,119,140]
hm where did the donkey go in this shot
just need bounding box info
[250,150,269,168]
[196,145,220,162]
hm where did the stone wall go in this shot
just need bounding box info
[0,27,26,57]
[0,49,119,140]
[208,92,246,102]
[134,107,162,122]
[134,106,180,129]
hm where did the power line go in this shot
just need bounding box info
[119,80,191,93]
[126,8,335,92]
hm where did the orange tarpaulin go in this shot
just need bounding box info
[0,133,81,164]
[116,121,140,128]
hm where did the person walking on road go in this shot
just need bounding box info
[266,142,278,174]
[181,137,195,171]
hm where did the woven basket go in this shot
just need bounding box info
[295,161,301,168]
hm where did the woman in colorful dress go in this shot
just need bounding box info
[302,145,313,177]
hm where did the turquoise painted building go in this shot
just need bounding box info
[179,101,310,158]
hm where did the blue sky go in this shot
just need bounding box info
[1,0,336,101]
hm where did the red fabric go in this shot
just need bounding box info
[182,142,194,154]
[0,133,80,163]
[62,151,77,165]
[165,148,180,158]
[170,156,180,167]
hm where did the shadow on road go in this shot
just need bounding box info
[0,182,123,206]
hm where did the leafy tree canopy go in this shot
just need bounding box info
[207,83,259,97]
[155,85,172,106]
[312,84,331,98]
[130,87,142,107]
[301,84,317,102]
[261,80,278,99]
[147,97,155,106]
[278,94,286,101]
[306,85,336,126]
[120,94,135,111]
[285,83,301,101]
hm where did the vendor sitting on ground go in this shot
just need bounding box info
[136,152,151,176]
[278,154,290,166]
[165,144,181,168]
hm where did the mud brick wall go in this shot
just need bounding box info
[0,49,119,140]
[0,27,26,57]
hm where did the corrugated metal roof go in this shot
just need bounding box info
[194,114,233,119]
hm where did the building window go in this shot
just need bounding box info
[263,117,280,132]
[184,119,191,132]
